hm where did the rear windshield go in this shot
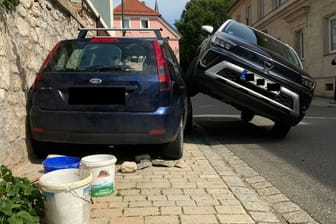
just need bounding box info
[44,40,157,74]
[222,20,302,67]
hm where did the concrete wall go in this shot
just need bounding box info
[0,0,96,167]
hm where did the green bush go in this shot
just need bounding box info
[0,165,44,224]
[0,0,20,12]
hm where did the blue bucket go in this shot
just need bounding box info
[43,156,80,173]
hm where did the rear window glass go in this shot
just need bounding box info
[44,40,157,74]
[222,21,302,67]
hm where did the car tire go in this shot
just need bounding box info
[241,111,254,122]
[271,123,291,138]
[162,118,184,160]
[184,58,199,97]
[185,97,193,133]
[31,139,50,158]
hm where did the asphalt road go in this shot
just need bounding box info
[191,94,336,224]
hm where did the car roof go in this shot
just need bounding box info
[78,28,163,40]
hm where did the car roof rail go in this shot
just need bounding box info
[78,28,163,40]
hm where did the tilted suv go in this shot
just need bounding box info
[184,20,315,137]
[29,28,188,159]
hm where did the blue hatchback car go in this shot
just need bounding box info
[29,29,188,159]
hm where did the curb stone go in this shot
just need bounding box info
[198,136,319,224]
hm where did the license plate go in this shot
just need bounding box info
[68,87,125,105]
[240,69,254,81]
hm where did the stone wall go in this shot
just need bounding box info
[0,0,96,166]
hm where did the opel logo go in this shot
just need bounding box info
[264,60,274,71]
[89,78,102,85]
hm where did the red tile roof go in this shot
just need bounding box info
[114,0,160,16]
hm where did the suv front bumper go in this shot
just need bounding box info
[195,59,311,125]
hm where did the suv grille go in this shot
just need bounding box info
[218,68,294,109]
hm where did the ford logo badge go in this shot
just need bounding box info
[89,78,102,85]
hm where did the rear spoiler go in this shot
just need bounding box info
[78,28,163,40]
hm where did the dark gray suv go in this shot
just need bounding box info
[184,20,315,137]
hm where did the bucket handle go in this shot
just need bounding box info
[66,185,94,204]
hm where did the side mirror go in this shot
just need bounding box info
[201,25,214,35]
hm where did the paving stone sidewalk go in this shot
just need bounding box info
[13,135,318,224]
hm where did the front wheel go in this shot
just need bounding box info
[271,123,291,138]
[162,119,184,160]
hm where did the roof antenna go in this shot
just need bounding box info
[121,0,126,36]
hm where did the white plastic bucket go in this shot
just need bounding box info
[80,154,117,197]
[38,169,93,224]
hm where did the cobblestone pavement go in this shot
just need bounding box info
[13,133,319,224]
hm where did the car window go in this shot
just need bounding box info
[44,41,157,74]
[222,21,301,67]
[223,21,257,44]
[163,45,180,77]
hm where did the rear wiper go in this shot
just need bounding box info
[85,66,124,72]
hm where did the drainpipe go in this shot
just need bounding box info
[334,78,336,103]
[332,59,336,102]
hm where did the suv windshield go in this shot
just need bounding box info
[222,20,302,67]
[44,40,157,74]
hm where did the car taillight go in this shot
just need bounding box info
[34,41,62,89]
[34,72,42,89]
[42,41,62,68]
[152,40,172,91]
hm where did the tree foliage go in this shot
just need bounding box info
[175,0,233,71]
[0,0,20,12]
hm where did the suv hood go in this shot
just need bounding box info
[214,32,313,89]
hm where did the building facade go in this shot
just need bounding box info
[71,0,112,30]
[228,0,336,98]
[113,0,181,61]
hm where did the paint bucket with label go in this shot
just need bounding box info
[38,169,92,224]
[80,154,117,197]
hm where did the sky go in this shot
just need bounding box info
[113,0,190,26]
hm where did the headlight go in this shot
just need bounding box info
[301,76,315,90]
[212,36,236,50]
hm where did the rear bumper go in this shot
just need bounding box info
[29,106,181,145]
